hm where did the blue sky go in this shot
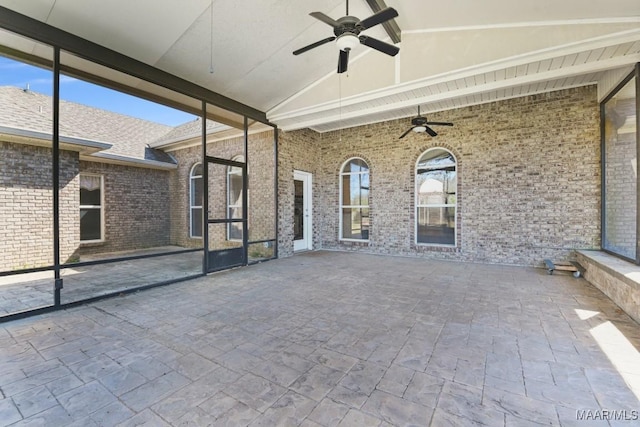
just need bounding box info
[0,56,195,126]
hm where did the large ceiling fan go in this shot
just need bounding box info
[292,0,399,74]
[399,106,454,138]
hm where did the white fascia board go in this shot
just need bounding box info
[269,28,640,123]
[81,152,177,170]
[281,54,638,131]
[0,125,112,153]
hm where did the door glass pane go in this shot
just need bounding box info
[294,180,304,240]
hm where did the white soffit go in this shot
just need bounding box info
[47,0,212,65]
[269,23,640,131]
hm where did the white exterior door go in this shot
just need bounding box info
[293,170,312,252]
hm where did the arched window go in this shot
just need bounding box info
[227,155,244,241]
[340,158,370,240]
[189,163,203,238]
[416,148,456,246]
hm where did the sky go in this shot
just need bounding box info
[0,56,195,127]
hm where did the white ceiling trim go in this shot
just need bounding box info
[268,28,640,124]
[309,81,599,133]
[402,17,640,34]
[278,54,638,131]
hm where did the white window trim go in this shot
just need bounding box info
[339,157,370,242]
[227,155,245,242]
[79,173,105,243]
[189,163,203,239]
[414,148,457,247]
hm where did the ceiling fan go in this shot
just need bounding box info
[292,0,399,74]
[399,106,454,138]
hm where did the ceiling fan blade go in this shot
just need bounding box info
[338,49,349,73]
[399,127,414,139]
[427,122,454,126]
[358,36,399,56]
[425,126,438,137]
[310,12,340,28]
[293,37,336,55]
[358,7,398,30]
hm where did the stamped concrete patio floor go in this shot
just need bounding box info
[1,251,639,426]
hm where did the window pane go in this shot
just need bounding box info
[417,171,446,205]
[191,207,202,237]
[191,176,203,207]
[80,187,101,206]
[603,77,637,259]
[342,171,370,207]
[343,158,368,173]
[229,173,243,207]
[80,208,101,240]
[342,174,352,205]
[342,208,370,240]
[417,149,455,170]
[193,164,203,176]
[417,207,455,245]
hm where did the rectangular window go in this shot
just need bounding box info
[80,174,103,242]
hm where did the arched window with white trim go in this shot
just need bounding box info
[416,148,456,246]
[340,158,370,241]
[189,163,203,238]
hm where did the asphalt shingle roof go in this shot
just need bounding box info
[0,86,174,160]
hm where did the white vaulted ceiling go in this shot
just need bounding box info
[0,0,639,132]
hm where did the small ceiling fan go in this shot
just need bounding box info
[292,0,399,74]
[399,106,454,138]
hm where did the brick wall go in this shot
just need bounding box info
[78,161,171,256]
[278,86,601,266]
[277,128,322,257]
[247,131,277,244]
[0,141,78,271]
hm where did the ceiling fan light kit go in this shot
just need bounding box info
[336,33,359,51]
[293,0,399,74]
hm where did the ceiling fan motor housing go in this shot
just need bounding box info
[334,16,360,36]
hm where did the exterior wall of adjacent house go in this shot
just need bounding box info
[0,141,79,271]
[77,160,172,256]
[0,140,173,271]
[277,86,601,266]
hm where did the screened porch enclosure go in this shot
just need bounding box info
[0,21,277,321]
